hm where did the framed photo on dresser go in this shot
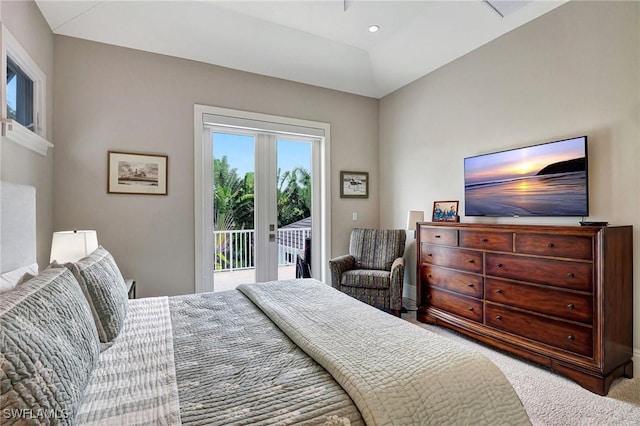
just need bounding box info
[432,200,459,222]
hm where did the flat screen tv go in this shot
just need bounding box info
[464,136,588,217]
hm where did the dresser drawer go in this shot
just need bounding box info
[421,265,483,298]
[486,303,593,357]
[420,227,458,246]
[424,287,482,322]
[515,233,593,260]
[486,253,592,291]
[485,279,592,323]
[459,230,513,252]
[422,245,483,274]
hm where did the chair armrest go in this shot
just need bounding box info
[391,257,405,275]
[328,254,355,289]
[390,257,405,311]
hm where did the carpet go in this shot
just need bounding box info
[408,320,640,425]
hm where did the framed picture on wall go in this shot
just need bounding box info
[432,200,459,222]
[340,171,369,198]
[107,151,168,195]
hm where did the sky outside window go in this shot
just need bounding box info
[213,132,311,176]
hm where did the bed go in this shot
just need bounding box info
[0,182,531,425]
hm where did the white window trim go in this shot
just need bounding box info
[194,104,332,293]
[1,25,52,156]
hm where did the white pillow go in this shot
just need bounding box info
[0,262,38,293]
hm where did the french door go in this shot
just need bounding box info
[211,130,313,290]
[194,105,330,294]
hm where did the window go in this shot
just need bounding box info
[7,57,34,130]
[1,25,51,155]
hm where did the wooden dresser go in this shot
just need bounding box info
[416,222,633,395]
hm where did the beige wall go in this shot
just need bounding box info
[379,1,640,369]
[53,36,379,297]
[0,0,54,269]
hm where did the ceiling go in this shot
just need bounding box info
[35,0,567,98]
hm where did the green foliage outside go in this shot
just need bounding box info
[276,167,311,227]
[213,156,254,232]
[213,156,311,269]
[213,156,311,231]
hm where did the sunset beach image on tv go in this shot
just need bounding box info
[464,136,588,217]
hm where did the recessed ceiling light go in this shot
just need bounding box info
[368,25,380,33]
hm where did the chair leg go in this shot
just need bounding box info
[391,309,401,317]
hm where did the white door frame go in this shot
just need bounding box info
[194,104,331,293]
[253,133,278,282]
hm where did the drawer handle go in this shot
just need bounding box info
[425,294,431,299]
[427,274,432,278]
[481,238,488,243]
[468,307,474,311]
[567,335,575,342]
[435,235,441,238]
[547,243,554,248]
[495,315,502,321]
[495,263,503,268]
[468,259,475,264]
[495,289,503,294]
[567,303,575,310]
[427,253,433,257]
[566,273,575,278]
[467,283,474,287]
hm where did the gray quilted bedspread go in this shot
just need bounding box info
[238,279,532,426]
[168,290,364,425]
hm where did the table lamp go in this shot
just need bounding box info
[50,230,98,263]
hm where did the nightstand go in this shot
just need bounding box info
[125,279,136,299]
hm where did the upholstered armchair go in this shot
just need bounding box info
[329,228,406,316]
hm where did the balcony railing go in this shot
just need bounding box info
[214,228,311,272]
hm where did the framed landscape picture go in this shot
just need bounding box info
[108,151,168,195]
[432,200,459,222]
[340,171,369,198]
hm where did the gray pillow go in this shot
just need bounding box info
[66,246,129,344]
[0,267,101,423]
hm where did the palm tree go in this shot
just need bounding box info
[213,156,254,269]
[213,156,254,230]
[277,166,311,227]
[233,172,254,230]
[213,157,310,269]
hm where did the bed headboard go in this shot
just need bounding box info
[1,181,37,273]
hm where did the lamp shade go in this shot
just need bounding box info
[50,230,99,263]
[406,210,425,231]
